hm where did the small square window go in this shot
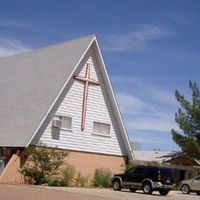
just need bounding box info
[93,122,110,135]
[60,116,72,129]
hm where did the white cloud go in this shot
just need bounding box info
[131,133,171,144]
[103,24,175,52]
[116,93,146,114]
[112,76,177,106]
[116,91,178,132]
[111,76,139,84]
[113,76,180,132]
[0,19,31,29]
[0,19,68,38]
[0,38,30,58]
[127,118,176,132]
[163,12,189,24]
[147,86,177,106]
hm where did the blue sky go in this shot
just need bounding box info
[0,0,200,151]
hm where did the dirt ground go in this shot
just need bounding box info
[1,184,200,200]
[0,184,102,200]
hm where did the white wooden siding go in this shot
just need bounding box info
[32,52,125,156]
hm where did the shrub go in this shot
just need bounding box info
[21,144,67,185]
[46,177,62,186]
[92,168,112,188]
[76,172,88,187]
[61,163,76,186]
[46,177,70,187]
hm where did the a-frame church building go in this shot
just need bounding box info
[0,35,133,183]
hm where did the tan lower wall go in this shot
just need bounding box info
[0,154,23,184]
[0,147,127,184]
[65,150,127,180]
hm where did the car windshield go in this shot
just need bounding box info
[126,167,135,174]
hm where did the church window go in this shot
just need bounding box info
[93,122,110,135]
[52,115,72,130]
[60,116,72,130]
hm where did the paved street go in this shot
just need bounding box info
[52,187,200,200]
[0,184,200,200]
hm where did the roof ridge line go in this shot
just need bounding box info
[0,34,95,61]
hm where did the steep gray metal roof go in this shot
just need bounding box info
[0,35,95,147]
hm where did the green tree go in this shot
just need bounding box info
[171,81,200,160]
[21,144,67,185]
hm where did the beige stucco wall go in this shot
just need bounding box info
[65,150,127,180]
[0,153,23,184]
[0,148,127,184]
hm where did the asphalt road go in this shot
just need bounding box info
[1,184,200,200]
[52,187,200,200]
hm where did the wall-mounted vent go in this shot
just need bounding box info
[52,119,62,128]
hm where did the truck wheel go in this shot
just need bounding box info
[142,182,153,194]
[181,184,190,194]
[113,180,122,191]
[159,189,169,196]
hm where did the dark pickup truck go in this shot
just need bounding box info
[112,165,175,196]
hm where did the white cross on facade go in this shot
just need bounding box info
[73,63,100,131]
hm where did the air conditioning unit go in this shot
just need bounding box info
[52,119,62,128]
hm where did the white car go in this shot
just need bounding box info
[180,175,200,195]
